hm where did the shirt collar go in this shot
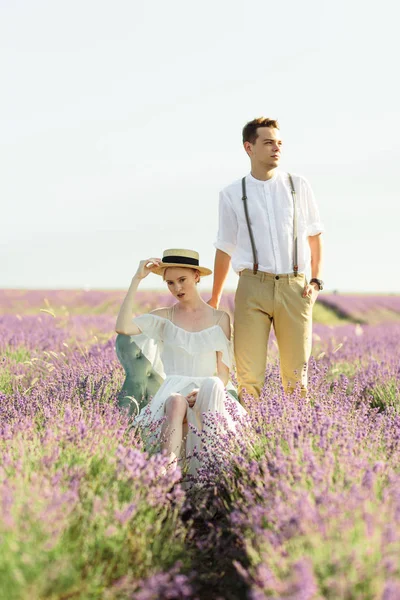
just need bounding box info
[248,170,279,184]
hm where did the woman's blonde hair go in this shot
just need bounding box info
[163,267,200,282]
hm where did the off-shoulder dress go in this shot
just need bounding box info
[132,306,245,475]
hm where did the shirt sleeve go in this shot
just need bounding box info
[214,190,238,256]
[302,178,325,236]
[132,314,165,341]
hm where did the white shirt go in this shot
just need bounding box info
[215,170,324,275]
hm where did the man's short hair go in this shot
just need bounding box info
[242,117,280,145]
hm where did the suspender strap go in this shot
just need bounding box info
[241,177,258,274]
[241,173,299,277]
[287,173,299,276]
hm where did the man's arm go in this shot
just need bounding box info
[208,249,231,308]
[302,234,323,298]
[309,234,323,279]
[301,176,324,298]
[210,189,238,308]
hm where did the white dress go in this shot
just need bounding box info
[132,310,246,476]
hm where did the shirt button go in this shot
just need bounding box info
[275,275,279,280]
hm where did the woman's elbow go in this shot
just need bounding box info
[115,328,128,336]
[115,327,140,336]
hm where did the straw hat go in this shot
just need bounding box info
[152,249,212,277]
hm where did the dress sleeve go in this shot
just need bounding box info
[214,190,238,256]
[216,329,234,370]
[301,177,325,237]
[132,314,165,341]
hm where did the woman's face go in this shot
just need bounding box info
[164,267,200,301]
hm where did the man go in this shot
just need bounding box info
[209,117,324,400]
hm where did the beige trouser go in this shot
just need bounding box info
[234,269,313,400]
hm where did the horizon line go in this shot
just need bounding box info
[1,287,400,296]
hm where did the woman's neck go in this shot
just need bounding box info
[176,295,206,312]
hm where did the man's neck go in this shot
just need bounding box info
[250,165,276,181]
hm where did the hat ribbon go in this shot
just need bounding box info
[162,255,199,266]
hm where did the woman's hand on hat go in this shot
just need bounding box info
[135,258,162,280]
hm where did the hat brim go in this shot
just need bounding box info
[152,263,212,277]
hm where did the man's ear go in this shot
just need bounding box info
[243,141,252,156]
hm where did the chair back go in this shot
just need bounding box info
[115,333,164,416]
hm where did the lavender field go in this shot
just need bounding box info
[318,294,400,325]
[1,289,400,599]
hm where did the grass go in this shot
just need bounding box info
[4,347,31,363]
[368,378,400,413]
[312,301,350,325]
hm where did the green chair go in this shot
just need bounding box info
[115,333,164,417]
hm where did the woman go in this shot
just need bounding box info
[115,248,245,478]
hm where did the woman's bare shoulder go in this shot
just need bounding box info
[215,309,231,339]
[215,309,230,322]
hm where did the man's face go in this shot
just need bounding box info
[245,127,283,168]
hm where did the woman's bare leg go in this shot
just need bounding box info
[161,393,187,471]
[186,377,227,476]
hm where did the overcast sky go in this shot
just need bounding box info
[1,0,399,293]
